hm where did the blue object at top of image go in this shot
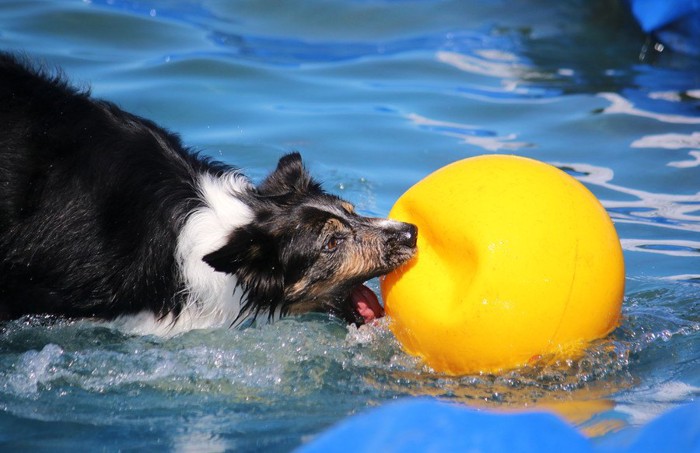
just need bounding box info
[628,0,700,54]
[629,0,700,31]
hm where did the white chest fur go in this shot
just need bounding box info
[115,171,256,336]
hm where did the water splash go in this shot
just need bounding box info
[3,344,64,396]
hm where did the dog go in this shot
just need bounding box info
[0,53,417,334]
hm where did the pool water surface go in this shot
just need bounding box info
[0,1,699,451]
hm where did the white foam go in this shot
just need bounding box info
[5,344,64,395]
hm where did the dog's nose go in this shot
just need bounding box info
[395,222,418,248]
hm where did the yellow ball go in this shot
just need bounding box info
[381,154,625,375]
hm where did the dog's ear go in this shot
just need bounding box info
[203,225,280,277]
[258,152,322,196]
[203,225,286,311]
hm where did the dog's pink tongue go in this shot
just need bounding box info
[351,284,384,323]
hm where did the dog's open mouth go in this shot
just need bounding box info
[332,221,417,325]
[342,221,417,325]
[349,283,384,323]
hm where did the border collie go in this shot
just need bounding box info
[0,53,417,335]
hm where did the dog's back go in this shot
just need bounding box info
[0,54,210,319]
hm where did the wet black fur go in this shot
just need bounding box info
[0,53,416,325]
[0,53,220,319]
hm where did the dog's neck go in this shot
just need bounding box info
[114,171,261,335]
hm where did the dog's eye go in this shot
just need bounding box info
[323,236,344,252]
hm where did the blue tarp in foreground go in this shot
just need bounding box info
[299,398,700,453]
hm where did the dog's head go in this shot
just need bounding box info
[203,153,417,325]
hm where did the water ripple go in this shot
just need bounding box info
[554,162,700,234]
[437,50,552,85]
[622,239,700,257]
[599,92,700,125]
[632,132,700,168]
[209,30,493,66]
[406,113,532,151]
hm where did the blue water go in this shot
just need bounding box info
[1,0,699,451]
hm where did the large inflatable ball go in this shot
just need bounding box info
[381,155,625,375]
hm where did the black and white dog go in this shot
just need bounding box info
[0,53,417,335]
